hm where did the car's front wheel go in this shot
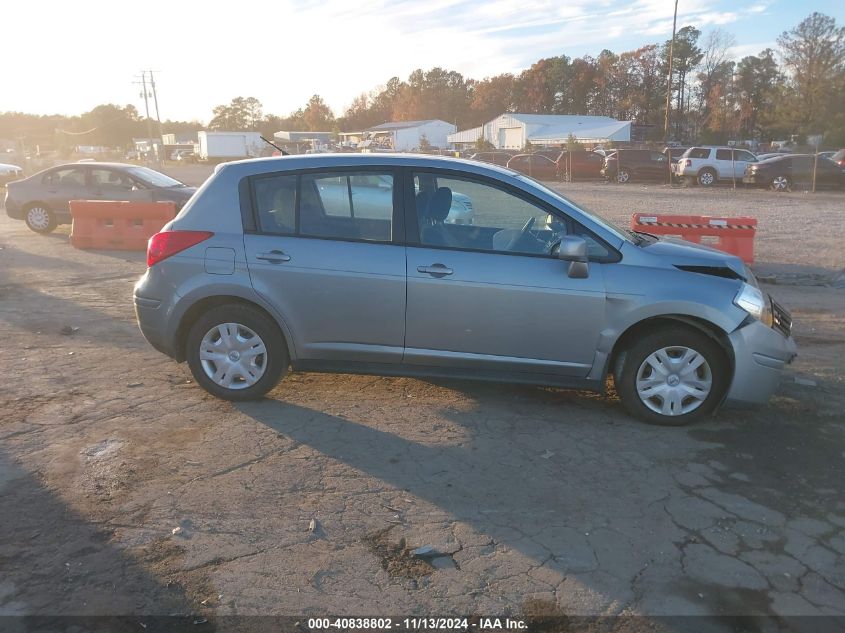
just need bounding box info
[614,326,730,426]
[186,304,288,401]
[24,204,57,233]
[616,169,630,184]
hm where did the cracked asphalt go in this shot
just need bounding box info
[0,178,844,627]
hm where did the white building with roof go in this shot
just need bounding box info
[364,120,456,151]
[448,114,631,149]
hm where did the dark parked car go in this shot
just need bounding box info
[557,151,605,180]
[469,151,514,167]
[742,154,845,192]
[662,147,689,163]
[4,162,198,233]
[602,149,671,183]
[506,153,559,180]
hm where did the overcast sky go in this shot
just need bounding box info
[5,0,843,122]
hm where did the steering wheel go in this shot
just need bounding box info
[506,216,535,251]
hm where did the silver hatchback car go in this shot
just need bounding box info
[134,154,796,425]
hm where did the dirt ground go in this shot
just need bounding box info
[1,171,844,630]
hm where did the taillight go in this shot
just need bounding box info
[685,159,692,167]
[147,230,213,267]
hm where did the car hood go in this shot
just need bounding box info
[642,237,749,281]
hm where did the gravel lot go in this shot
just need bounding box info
[1,168,844,629]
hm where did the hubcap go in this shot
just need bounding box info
[27,207,50,230]
[617,171,629,183]
[636,346,713,417]
[199,322,267,390]
[773,177,788,190]
[701,172,714,185]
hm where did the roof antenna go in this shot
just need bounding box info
[260,136,289,155]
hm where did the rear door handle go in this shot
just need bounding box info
[256,250,291,263]
[417,263,453,278]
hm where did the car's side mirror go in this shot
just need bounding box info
[557,235,589,278]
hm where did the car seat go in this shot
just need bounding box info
[418,187,459,247]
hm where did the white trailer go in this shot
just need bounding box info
[198,131,264,160]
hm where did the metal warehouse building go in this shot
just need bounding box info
[364,120,456,151]
[448,114,632,149]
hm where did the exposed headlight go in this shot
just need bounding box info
[734,282,773,326]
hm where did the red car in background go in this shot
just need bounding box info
[556,151,606,180]
[506,153,559,180]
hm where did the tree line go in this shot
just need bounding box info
[1,11,842,151]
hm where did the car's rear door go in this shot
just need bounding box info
[243,167,406,364]
[42,166,89,215]
[403,169,608,378]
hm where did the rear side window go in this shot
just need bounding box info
[251,170,394,242]
[44,167,86,187]
[254,174,296,233]
[686,148,710,159]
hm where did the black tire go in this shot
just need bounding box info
[24,203,57,233]
[185,304,288,401]
[697,168,717,187]
[614,326,730,426]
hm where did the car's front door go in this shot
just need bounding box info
[404,171,608,377]
[647,152,670,180]
[732,150,757,179]
[89,167,152,202]
[243,169,406,364]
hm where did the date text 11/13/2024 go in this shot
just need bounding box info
[307,617,528,630]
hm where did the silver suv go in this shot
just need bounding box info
[674,146,758,186]
[134,154,796,425]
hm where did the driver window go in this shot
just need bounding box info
[413,173,558,256]
[91,168,133,190]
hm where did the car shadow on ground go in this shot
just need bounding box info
[0,243,95,272]
[0,450,199,630]
[237,386,769,615]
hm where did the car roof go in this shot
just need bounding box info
[49,162,139,170]
[223,153,522,178]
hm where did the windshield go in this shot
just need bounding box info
[127,166,184,188]
[515,175,629,242]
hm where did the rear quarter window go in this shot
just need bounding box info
[687,148,711,159]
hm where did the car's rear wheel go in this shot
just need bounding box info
[614,326,729,426]
[24,204,57,233]
[616,169,630,184]
[697,168,717,187]
[186,304,288,401]
[771,175,790,192]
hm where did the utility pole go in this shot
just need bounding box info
[137,72,155,162]
[148,70,163,138]
[663,0,679,141]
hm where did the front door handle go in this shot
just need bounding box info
[256,250,291,263]
[417,263,453,278]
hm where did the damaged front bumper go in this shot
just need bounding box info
[725,316,797,406]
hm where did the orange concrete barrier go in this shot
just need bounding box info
[70,201,177,250]
[631,213,758,264]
